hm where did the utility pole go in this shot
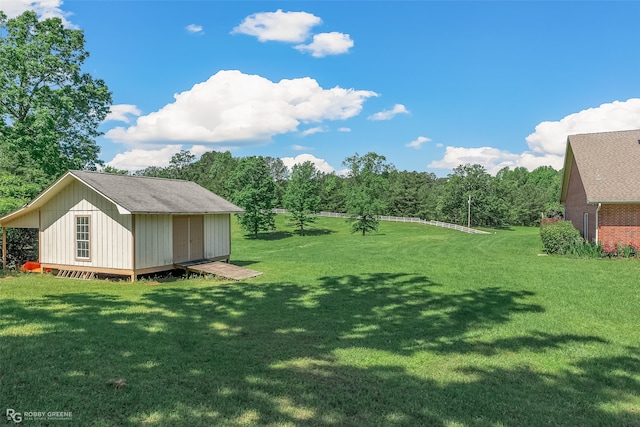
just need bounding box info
[467,195,471,228]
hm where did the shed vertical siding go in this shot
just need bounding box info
[135,214,173,269]
[204,214,230,259]
[40,180,132,268]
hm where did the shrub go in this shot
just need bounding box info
[613,243,639,259]
[570,241,602,258]
[567,241,640,259]
[540,220,583,255]
[540,217,561,226]
[2,228,39,270]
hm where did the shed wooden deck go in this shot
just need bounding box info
[175,260,262,280]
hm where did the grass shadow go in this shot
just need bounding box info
[494,226,517,231]
[134,269,189,283]
[229,259,260,267]
[291,228,335,237]
[246,230,294,240]
[0,274,637,425]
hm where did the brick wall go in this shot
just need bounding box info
[599,204,640,246]
[563,158,598,241]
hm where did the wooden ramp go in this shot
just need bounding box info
[176,260,262,281]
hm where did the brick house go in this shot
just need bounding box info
[560,129,640,246]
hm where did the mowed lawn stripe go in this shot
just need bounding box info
[0,216,638,426]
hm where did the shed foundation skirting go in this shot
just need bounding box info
[41,263,176,282]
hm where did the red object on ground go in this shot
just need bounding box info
[21,261,41,272]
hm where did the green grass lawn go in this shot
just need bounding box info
[1,216,639,426]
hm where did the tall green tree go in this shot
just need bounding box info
[437,164,509,228]
[102,166,129,175]
[230,156,276,237]
[283,161,321,236]
[318,173,346,213]
[494,166,562,226]
[168,149,196,179]
[386,170,440,219]
[264,156,289,207]
[135,150,196,180]
[0,11,111,267]
[0,11,112,181]
[205,151,239,199]
[179,150,240,199]
[528,165,563,218]
[343,152,394,236]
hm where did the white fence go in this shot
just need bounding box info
[272,209,490,235]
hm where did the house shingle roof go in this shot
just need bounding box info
[70,171,244,214]
[562,129,640,203]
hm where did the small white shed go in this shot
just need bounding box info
[0,171,244,280]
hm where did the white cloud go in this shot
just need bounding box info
[525,98,640,156]
[3,0,75,27]
[186,24,204,34]
[406,136,431,149]
[232,10,321,43]
[300,126,325,136]
[281,153,338,175]
[338,127,351,132]
[106,145,184,171]
[428,98,640,174]
[368,104,409,121]
[189,145,210,156]
[291,144,311,151]
[428,146,524,175]
[104,104,142,123]
[105,145,216,172]
[516,152,566,171]
[105,70,377,147]
[295,32,353,57]
[233,11,353,58]
[428,145,565,175]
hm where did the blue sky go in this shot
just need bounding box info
[5,1,640,175]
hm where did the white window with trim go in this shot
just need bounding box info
[75,215,90,260]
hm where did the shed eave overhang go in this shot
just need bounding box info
[0,207,31,227]
[131,210,245,215]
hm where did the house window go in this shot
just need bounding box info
[76,216,90,260]
[583,213,589,240]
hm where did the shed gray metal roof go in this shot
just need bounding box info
[70,171,244,214]
[561,129,640,203]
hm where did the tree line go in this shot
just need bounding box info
[131,149,562,236]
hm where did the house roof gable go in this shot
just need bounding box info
[561,129,640,204]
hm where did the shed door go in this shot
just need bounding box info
[189,216,204,260]
[173,216,189,263]
[173,216,204,263]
